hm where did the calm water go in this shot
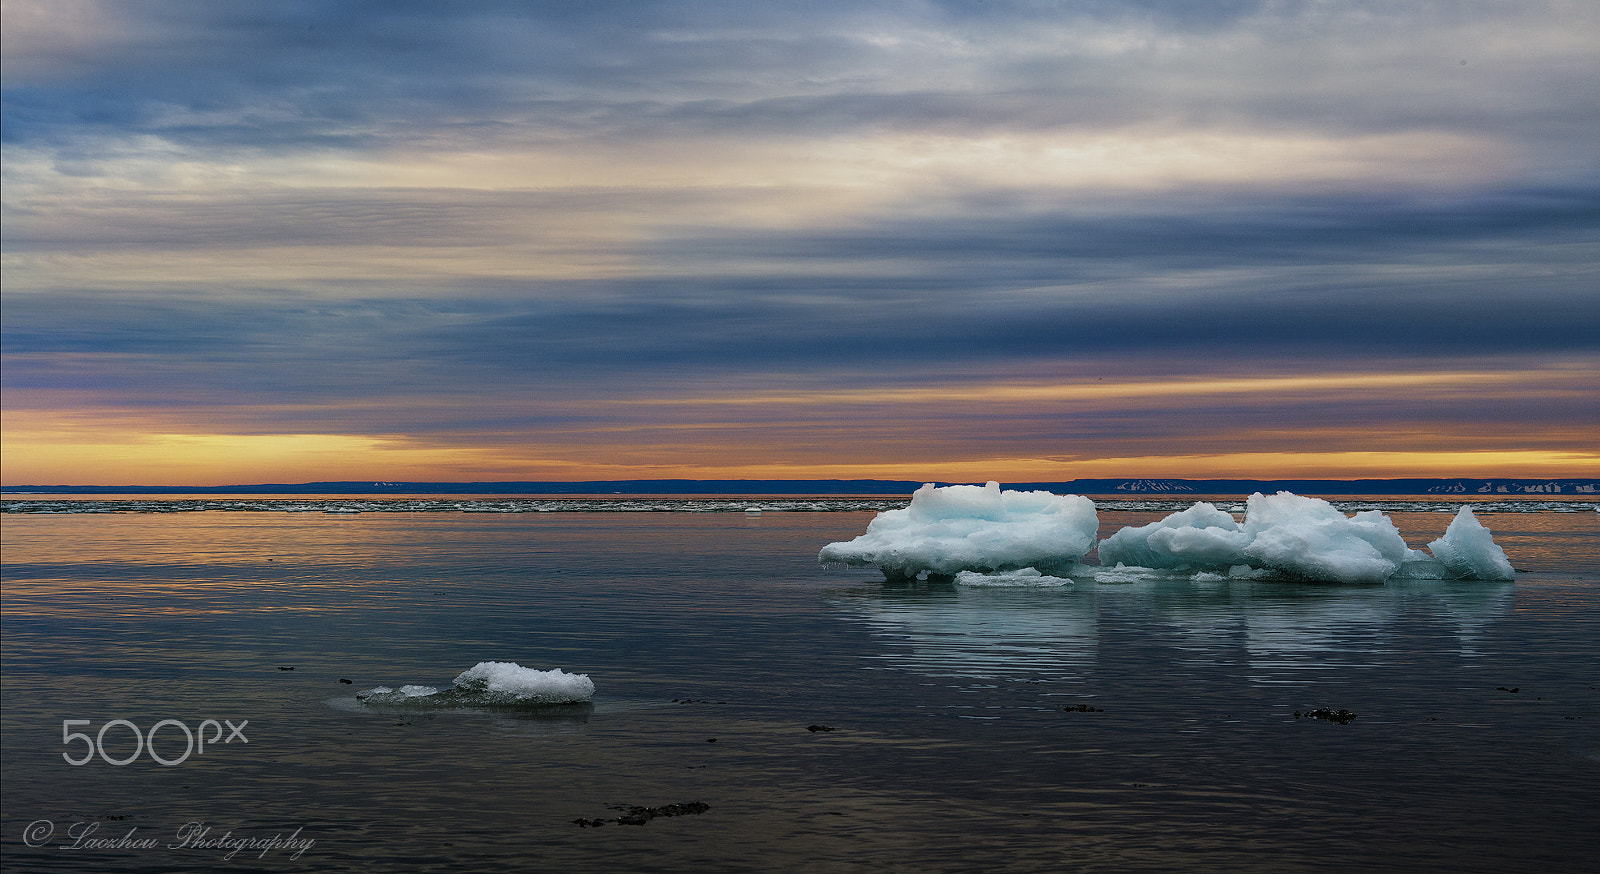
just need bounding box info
[2,499,1597,872]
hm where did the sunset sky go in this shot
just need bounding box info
[3,0,1597,486]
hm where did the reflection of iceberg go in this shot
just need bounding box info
[357,661,594,708]
[1239,580,1515,671]
[1098,494,1514,585]
[1396,579,1515,658]
[834,575,1511,685]
[836,586,1098,680]
[819,482,1097,580]
[1241,593,1398,677]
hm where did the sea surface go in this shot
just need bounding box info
[2,495,1596,872]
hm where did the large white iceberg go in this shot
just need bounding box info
[1239,491,1418,585]
[819,482,1098,579]
[1097,493,1513,584]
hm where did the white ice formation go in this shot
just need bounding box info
[450,661,595,704]
[357,661,594,707]
[1427,506,1516,581]
[818,482,1098,580]
[1098,493,1514,584]
[822,485,1515,586]
[953,567,1075,587]
[1094,501,1251,572]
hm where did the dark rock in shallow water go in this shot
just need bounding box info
[807,724,837,732]
[1294,708,1357,724]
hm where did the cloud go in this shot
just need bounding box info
[3,0,1597,483]
[7,1,1596,157]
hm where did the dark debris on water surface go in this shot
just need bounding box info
[573,802,711,827]
[1295,708,1357,724]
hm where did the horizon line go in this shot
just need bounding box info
[5,475,1597,497]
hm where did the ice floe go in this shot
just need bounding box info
[818,482,1098,580]
[1427,506,1516,581]
[357,661,594,708]
[954,567,1075,587]
[1099,493,1512,584]
[1095,501,1249,572]
[823,485,1515,585]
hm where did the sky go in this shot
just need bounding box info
[2,0,1597,486]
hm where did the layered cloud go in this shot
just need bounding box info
[3,0,1597,483]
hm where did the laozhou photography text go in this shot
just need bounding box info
[23,819,315,861]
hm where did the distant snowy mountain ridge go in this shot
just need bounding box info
[1426,480,1597,494]
[1113,480,1196,492]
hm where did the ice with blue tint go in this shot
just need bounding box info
[357,661,594,707]
[1240,491,1418,584]
[954,567,1075,587]
[1427,506,1516,580]
[819,482,1098,580]
[1095,501,1248,571]
[823,487,1515,585]
[1098,493,1514,584]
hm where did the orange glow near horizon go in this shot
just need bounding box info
[3,421,1594,488]
[632,369,1542,408]
[5,362,1596,487]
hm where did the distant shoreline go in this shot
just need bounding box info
[4,478,1596,496]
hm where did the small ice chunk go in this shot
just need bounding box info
[953,567,1074,587]
[452,661,596,704]
[1427,507,1515,580]
[356,661,594,708]
[1084,564,1197,583]
[819,482,1098,579]
[1225,564,1278,580]
[355,684,442,705]
[1192,565,1281,582]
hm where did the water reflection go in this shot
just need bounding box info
[833,578,1513,683]
[833,581,1098,681]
